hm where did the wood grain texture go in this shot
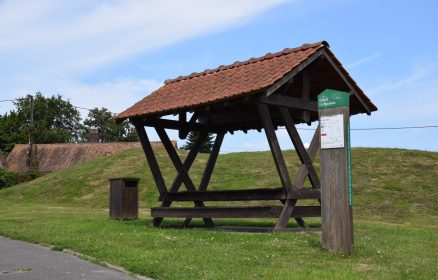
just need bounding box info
[319,106,353,255]
[162,188,320,201]
[109,178,139,220]
[154,131,208,227]
[151,206,321,218]
[257,103,293,194]
[293,125,320,189]
[133,121,167,196]
[198,133,225,192]
[155,127,214,227]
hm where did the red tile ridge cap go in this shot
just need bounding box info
[164,41,329,85]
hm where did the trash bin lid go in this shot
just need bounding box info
[108,177,140,182]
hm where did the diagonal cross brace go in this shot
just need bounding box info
[153,131,208,226]
[199,132,225,191]
[293,125,320,190]
[279,107,320,189]
[167,131,209,194]
[276,111,321,229]
[133,121,168,196]
[182,132,225,226]
[155,127,214,227]
[257,103,302,230]
[257,103,294,195]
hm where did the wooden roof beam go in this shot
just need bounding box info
[265,47,372,115]
[266,49,325,96]
[259,94,318,112]
[139,117,209,132]
[320,49,372,115]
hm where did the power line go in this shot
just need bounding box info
[74,106,93,111]
[0,98,115,115]
[350,125,438,130]
[2,98,438,130]
[291,125,438,131]
[0,99,18,103]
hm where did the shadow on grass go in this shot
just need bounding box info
[118,217,321,233]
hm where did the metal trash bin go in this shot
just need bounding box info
[109,178,139,220]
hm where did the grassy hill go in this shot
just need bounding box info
[0,147,437,279]
[1,147,437,223]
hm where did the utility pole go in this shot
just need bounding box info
[27,95,38,175]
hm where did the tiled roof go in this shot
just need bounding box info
[116,41,376,120]
[5,142,172,173]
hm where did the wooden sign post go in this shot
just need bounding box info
[318,89,354,255]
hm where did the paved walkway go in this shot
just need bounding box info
[0,236,147,280]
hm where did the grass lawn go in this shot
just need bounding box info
[0,147,437,279]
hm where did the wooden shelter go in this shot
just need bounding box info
[115,41,377,231]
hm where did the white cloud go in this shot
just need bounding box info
[366,65,434,96]
[59,78,162,116]
[0,0,291,75]
[364,64,438,123]
[346,53,382,69]
[0,0,291,116]
[0,77,162,116]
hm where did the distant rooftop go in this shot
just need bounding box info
[5,142,174,173]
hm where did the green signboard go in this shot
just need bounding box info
[317,89,350,109]
[318,89,353,206]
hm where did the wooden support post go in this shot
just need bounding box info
[291,126,320,228]
[302,69,311,124]
[276,109,321,228]
[257,104,294,195]
[257,103,297,230]
[293,125,320,188]
[199,132,225,191]
[279,107,320,189]
[155,127,214,227]
[276,109,321,229]
[183,132,224,226]
[133,121,168,196]
[178,113,187,139]
[167,131,208,194]
[154,131,208,227]
[318,89,353,255]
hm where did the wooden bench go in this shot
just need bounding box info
[152,206,321,219]
[160,187,320,202]
[153,187,321,220]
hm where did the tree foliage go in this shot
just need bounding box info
[181,132,214,153]
[0,111,24,152]
[82,107,138,142]
[0,93,82,152]
[0,93,139,153]
[0,169,20,189]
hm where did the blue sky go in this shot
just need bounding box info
[1,0,437,152]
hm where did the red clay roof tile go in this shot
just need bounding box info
[116,41,375,120]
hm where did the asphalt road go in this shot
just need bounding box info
[0,236,148,280]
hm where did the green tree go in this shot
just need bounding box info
[181,132,214,153]
[82,107,138,142]
[0,111,25,152]
[0,93,83,152]
[16,93,83,143]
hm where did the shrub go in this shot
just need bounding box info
[0,169,21,189]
